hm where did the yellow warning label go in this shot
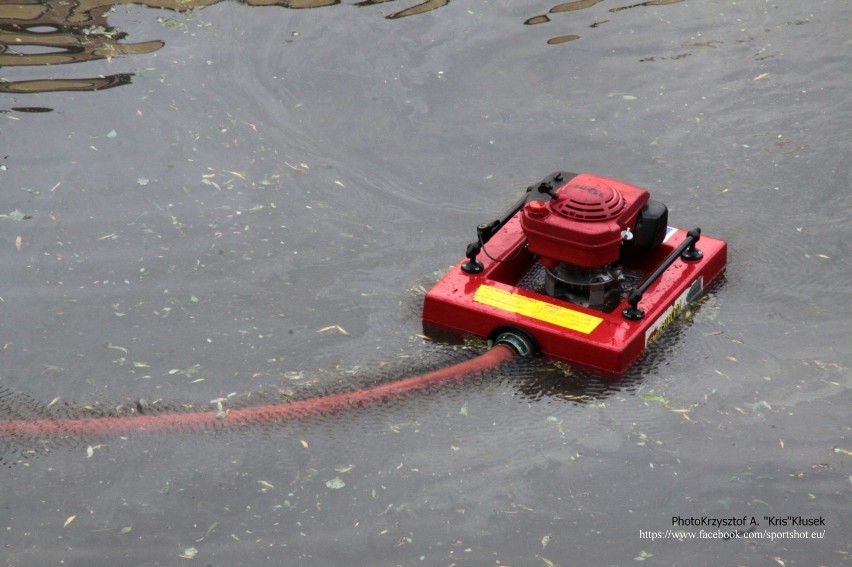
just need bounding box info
[473,285,603,335]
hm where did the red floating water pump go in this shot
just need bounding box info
[422,172,727,373]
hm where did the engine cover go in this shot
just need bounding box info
[520,173,650,268]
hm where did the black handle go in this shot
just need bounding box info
[622,228,703,320]
[461,172,577,273]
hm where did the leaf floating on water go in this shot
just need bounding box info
[121,525,133,534]
[201,522,218,540]
[86,445,94,458]
[179,547,198,559]
[64,515,77,528]
[334,465,354,473]
[1,209,27,222]
[316,325,349,335]
[300,439,309,448]
[326,476,346,490]
[639,394,690,413]
[257,480,275,491]
[201,177,221,190]
[536,555,558,567]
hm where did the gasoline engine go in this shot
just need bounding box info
[518,172,669,311]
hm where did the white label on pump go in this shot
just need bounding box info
[644,276,704,346]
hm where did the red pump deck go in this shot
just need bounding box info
[422,174,727,374]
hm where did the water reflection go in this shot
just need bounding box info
[609,0,684,12]
[0,74,133,94]
[0,0,450,96]
[524,0,685,44]
[0,0,694,98]
[0,0,166,94]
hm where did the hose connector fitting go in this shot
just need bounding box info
[492,328,537,357]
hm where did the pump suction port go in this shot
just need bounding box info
[489,326,539,357]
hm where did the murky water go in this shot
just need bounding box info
[1,0,850,565]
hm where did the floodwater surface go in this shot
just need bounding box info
[1,0,850,566]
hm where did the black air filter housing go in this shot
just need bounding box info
[632,199,668,249]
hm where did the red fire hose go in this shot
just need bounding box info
[0,343,519,440]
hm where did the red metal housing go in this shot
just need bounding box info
[422,174,727,374]
[521,174,649,268]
